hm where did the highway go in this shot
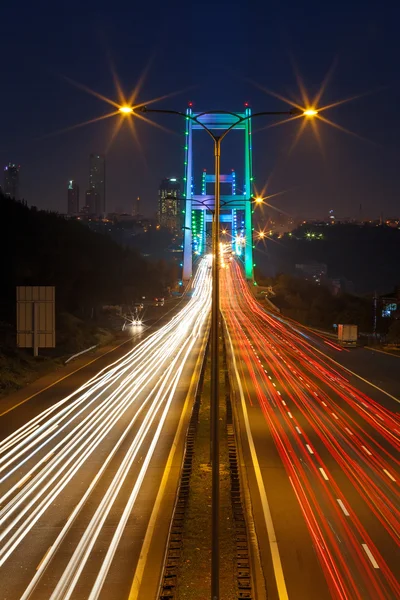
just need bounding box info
[0,257,211,600]
[222,260,400,600]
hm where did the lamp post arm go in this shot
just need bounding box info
[219,108,300,142]
[139,106,301,145]
[139,106,219,143]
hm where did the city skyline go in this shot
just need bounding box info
[1,2,399,220]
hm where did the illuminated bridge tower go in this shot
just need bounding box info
[182,107,254,282]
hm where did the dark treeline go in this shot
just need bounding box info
[1,196,177,349]
[255,272,374,332]
[256,223,400,294]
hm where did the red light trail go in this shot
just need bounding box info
[222,260,399,599]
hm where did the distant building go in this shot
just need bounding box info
[4,163,20,200]
[158,178,181,230]
[330,277,355,295]
[85,189,101,216]
[89,154,105,216]
[67,180,80,215]
[133,196,141,217]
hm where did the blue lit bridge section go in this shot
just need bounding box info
[182,107,254,282]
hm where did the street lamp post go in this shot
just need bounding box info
[119,103,308,600]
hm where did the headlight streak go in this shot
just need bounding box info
[0,325,190,504]
[48,341,195,600]
[221,260,400,600]
[0,262,207,463]
[0,257,211,596]
[0,271,208,482]
[54,323,202,600]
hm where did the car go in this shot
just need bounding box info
[154,297,165,307]
[131,318,143,326]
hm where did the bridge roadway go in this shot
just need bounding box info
[0,259,211,600]
[222,260,400,600]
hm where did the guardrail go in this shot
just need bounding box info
[64,345,98,364]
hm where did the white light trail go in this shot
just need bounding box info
[0,257,212,598]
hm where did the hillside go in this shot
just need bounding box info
[255,223,400,294]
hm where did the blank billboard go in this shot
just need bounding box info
[16,286,55,348]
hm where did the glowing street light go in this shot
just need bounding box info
[303,108,318,117]
[119,106,134,114]
[254,196,263,204]
[258,231,265,239]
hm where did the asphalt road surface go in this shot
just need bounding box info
[222,260,399,600]
[0,258,211,600]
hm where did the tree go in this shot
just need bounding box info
[387,320,400,344]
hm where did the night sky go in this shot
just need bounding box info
[1,0,399,219]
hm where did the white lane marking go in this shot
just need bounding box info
[282,400,286,406]
[277,391,281,396]
[272,383,276,387]
[362,544,379,569]
[365,346,400,359]
[309,345,400,405]
[361,446,372,456]
[345,427,354,436]
[337,499,350,516]
[226,327,289,600]
[288,412,293,419]
[383,469,396,482]
[331,413,339,420]
[295,427,302,435]
[319,468,329,480]
[306,445,314,454]
[322,401,327,407]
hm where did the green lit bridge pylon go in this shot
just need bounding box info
[182,107,254,282]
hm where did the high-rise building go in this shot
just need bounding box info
[89,154,105,216]
[67,180,80,215]
[4,163,20,200]
[158,178,181,230]
[85,189,101,216]
[133,196,141,217]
